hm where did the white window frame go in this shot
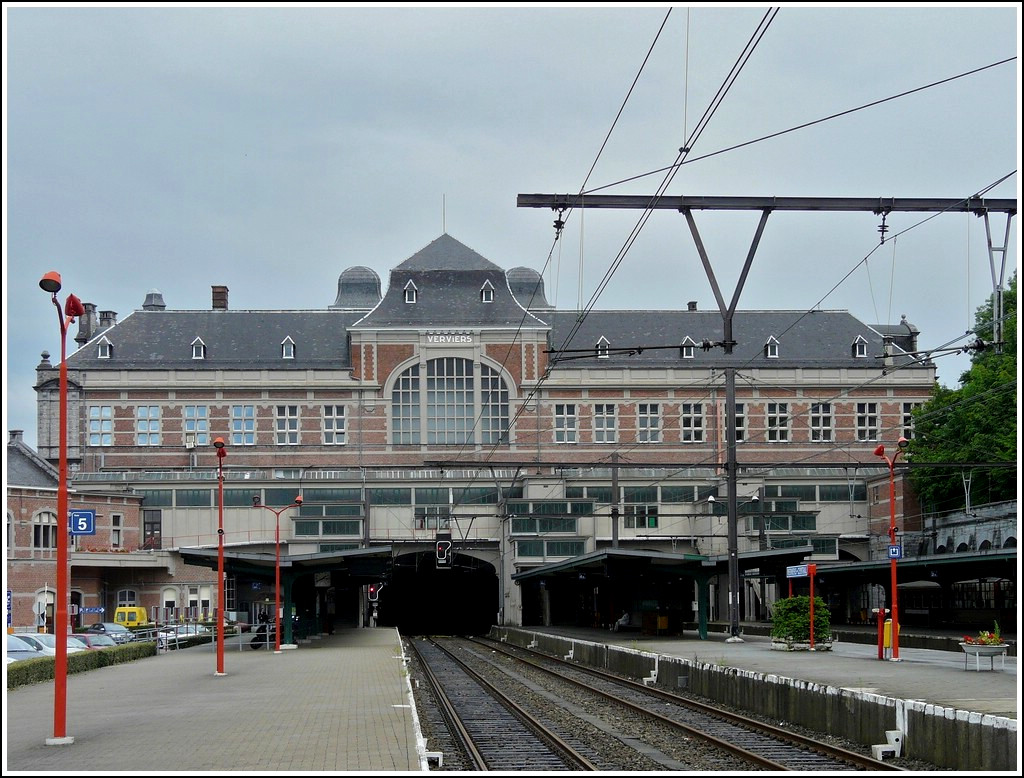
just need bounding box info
[734,403,746,443]
[191,338,206,360]
[97,337,113,359]
[637,403,660,443]
[680,403,704,443]
[902,401,921,439]
[480,281,494,303]
[89,405,113,447]
[765,336,780,359]
[231,404,256,446]
[404,281,418,304]
[853,336,868,358]
[136,406,161,446]
[679,336,696,359]
[184,405,209,447]
[275,405,299,445]
[554,404,577,444]
[596,336,610,359]
[766,402,789,442]
[856,402,879,441]
[593,404,617,443]
[281,337,296,359]
[323,405,347,445]
[810,402,833,441]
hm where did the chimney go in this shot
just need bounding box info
[687,301,697,311]
[212,285,229,311]
[75,302,98,346]
[9,430,24,445]
[97,310,118,334]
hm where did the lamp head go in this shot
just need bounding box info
[213,437,227,459]
[707,495,716,503]
[873,444,885,458]
[65,293,86,318]
[39,271,62,294]
[252,495,262,506]
[293,496,303,506]
[897,436,909,449]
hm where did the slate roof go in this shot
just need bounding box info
[7,433,59,489]
[352,234,548,329]
[60,233,916,372]
[545,309,908,368]
[67,310,360,370]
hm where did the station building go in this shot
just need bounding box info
[21,233,1003,637]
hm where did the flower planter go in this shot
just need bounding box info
[770,638,833,652]
[960,642,1009,671]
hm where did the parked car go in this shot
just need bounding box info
[83,622,134,644]
[69,633,118,649]
[7,634,45,664]
[13,633,88,656]
[157,624,211,649]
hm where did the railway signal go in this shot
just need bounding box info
[435,539,452,568]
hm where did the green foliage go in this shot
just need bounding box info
[770,595,831,642]
[907,274,1017,513]
[6,641,157,690]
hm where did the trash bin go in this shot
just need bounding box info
[883,618,900,648]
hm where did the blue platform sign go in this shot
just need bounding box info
[786,564,809,578]
[888,544,903,559]
[70,510,97,535]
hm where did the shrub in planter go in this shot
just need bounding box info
[770,595,831,643]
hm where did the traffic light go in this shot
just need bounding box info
[435,539,453,567]
[368,583,381,602]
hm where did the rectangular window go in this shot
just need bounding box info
[142,510,162,550]
[231,405,256,446]
[367,488,412,506]
[136,406,161,446]
[111,514,122,549]
[623,504,658,529]
[593,404,616,443]
[392,366,420,445]
[637,403,660,443]
[414,506,451,530]
[902,402,921,439]
[516,540,544,557]
[323,405,346,445]
[183,405,209,447]
[554,403,577,444]
[661,485,695,503]
[856,402,879,441]
[275,405,299,445]
[680,403,704,442]
[545,540,585,557]
[89,405,113,447]
[735,403,746,443]
[810,402,833,441]
[176,489,213,507]
[767,402,789,442]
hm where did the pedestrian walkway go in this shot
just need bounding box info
[4,627,427,774]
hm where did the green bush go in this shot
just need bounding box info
[770,595,832,642]
[6,641,157,690]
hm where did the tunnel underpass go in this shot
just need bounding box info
[374,550,498,635]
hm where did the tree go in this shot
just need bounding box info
[907,274,1017,513]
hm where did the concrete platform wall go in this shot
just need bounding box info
[491,627,1016,771]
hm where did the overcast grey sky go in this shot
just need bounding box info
[4,3,1020,451]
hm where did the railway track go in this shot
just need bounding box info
[409,638,600,771]
[467,636,906,771]
[408,635,906,771]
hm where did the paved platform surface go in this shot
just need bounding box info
[519,623,1020,720]
[4,627,426,774]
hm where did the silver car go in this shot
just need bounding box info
[13,632,88,656]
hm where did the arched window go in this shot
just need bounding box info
[33,511,58,551]
[391,357,509,444]
[117,589,138,607]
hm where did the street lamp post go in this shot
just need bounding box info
[39,271,85,746]
[213,437,227,675]
[875,436,909,662]
[252,495,303,652]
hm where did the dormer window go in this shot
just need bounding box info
[192,338,206,360]
[480,280,494,303]
[852,335,868,358]
[97,337,113,359]
[679,336,696,359]
[764,336,779,359]
[597,336,610,359]
[281,337,296,359]
[404,280,418,304]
